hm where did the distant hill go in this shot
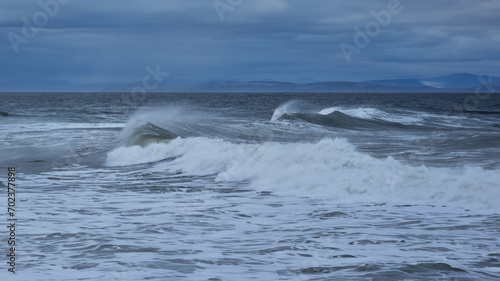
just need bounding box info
[100,73,500,93]
[473,82,500,94]
[297,81,434,93]
[419,73,500,88]
[143,81,437,93]
[363,79,426,87]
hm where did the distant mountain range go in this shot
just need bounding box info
[102,73,500,93]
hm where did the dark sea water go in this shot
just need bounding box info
[1,92,500,280]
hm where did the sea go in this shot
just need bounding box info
[1,91,500,280]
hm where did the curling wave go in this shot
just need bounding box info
[125,122,178,147]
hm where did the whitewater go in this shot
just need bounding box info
[1,92,499,280]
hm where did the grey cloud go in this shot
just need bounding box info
[1,0,499,91]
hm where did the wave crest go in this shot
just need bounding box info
[271,102,424,129]
[105,137,500,210]
[125,122,178,147]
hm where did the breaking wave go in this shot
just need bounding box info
[277,111,414,130]
[270,101,429,131]
[125,122,178,147]
[104,103,500,210]
[106,136,500,210]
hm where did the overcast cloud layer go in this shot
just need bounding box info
[1,0,499,91]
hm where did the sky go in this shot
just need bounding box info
[1,0,500,91]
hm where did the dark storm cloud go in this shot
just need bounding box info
[0,0,499,91]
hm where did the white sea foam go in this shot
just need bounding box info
[0,122,124,134]
[106,137,500,209]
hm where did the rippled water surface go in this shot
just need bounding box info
[1,92,500,280]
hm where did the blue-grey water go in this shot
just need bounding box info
[1,92,500,280]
